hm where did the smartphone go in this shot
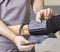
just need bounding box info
[22,41,37,45]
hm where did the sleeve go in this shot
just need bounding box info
[47,14,60,33]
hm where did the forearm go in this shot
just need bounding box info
[8,25,21,35]
[33,0,44,14]
[8,15,60,37]
[0,20,17,42]
[8,25,29,35]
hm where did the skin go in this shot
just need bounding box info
[8,0,53,35]
[0,0,53,51]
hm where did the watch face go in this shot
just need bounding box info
[29,20,47,30]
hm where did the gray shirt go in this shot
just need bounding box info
[0,0,31,49]
[0,0,31,25]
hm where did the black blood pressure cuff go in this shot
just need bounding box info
[29,15,60,35]
[29,20,49,35]
[47,14,60,32]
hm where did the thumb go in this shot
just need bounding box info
[36,12,43,23]
[23,39,30,44]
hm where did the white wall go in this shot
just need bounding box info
[45,0,60,6]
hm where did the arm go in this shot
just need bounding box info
[31,0,44,14]
[8,0,44,35]
[0,20,16,42]
[8,0,53,36]
[8,25,29,35]
[0,20,34,51]
[8,16,60,39]
[32,0,53,23]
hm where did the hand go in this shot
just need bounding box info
[36,8,54,22]
[13,36,34,51]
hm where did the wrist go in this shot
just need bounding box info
[11,34,17,43]
[13,36,25,45]
[13,35,18,44]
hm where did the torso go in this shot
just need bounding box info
[0,0,31,25]
[0,0,31,45]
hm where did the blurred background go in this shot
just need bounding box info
[31,1,60,52]
[30,0,60,20]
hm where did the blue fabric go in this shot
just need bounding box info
[29,35,48,44]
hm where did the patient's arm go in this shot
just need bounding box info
[8,15,60,37]
[8,23,60,39]
[8,25,29,35]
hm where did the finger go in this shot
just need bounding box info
[47,8,51,17]
[51,9,54,16]
[36,12,42,23]
[24,39,30,44]
[19,37,29,45]
[20,45,34,51]
[43,9,48,20]
[36,16,41,23]
[46,8,54,19]
[44,16,49,20]
[48,9,54,18]
[44,9,48,17]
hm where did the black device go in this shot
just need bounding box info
[29,20,49,35]
[28,15,60,35]
[22,41,38,45]
[20,15,60,45]
[20,15,60,36]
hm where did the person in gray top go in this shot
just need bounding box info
[0,0,53,52]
